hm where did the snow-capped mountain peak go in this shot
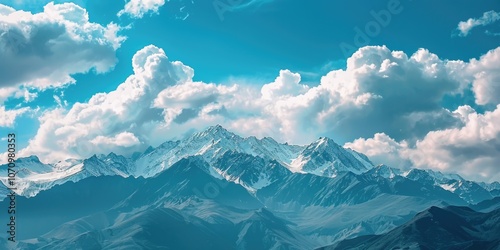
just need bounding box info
[17,155,42,164]
[133,125,302,178]
[290,137,374,177]
[190,124,238,141]
[5,125,498,207]
[133,126,374,181]
[367,164,402,179]
[403,168,464,183]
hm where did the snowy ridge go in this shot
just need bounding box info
[290,137,374,177]
[1,125,499,204]
[369,166,494,204]
[133,125,304,178]
[0,153,132,197]
[367,164,402,179]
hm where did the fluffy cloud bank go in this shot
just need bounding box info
[347,105,500,182]
[0,2,125,89]
[0,2,125,127]
[345,47,500,182]
[468,47,500,105]
[408,105,500,181]
[21,45,190,160]
[456,10,500,37]
[17,44,500,182]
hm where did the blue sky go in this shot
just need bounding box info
[1,0,500,181]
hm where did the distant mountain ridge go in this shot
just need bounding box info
[0,125,375,197]
[319,205,500,250]
[1,125,499,249]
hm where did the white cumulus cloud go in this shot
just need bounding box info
[18,45,472,160]
[407,105,500,182]
[118,0,165,18]
[19,45,194,161]
[261,70,308,100]
[14,43,500,183]
[265,46,469,142]
[345,104,500,182]
[91,132,141,147]
[345,133,411,169]
[0,2,126,90]
[467,46,500,105]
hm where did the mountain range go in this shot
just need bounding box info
[1,125,499,249]
[320,206,500,250]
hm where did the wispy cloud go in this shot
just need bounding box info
[230,0,275,11]
[456,10,500,37]
[485,30,500,36]
[0,106,29,127]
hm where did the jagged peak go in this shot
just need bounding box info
[103,152,130,163]
[369,164,402,178]
[300,137,345,156]
[107,152,119,158]
[372,164,390,171]
[84,154,101,163]
[248,207,280,222]
[142,145,155,155]
[404,168,464,182]
[404,168,427,175]
[205,124,227,133]
[18,155,42,163]
[186,125,242,144]
[261,136,278,143]
[246,135,259,142]
[308,136,340,149]
[374,164,400,171]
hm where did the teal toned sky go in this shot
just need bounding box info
[0,0,500,181]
